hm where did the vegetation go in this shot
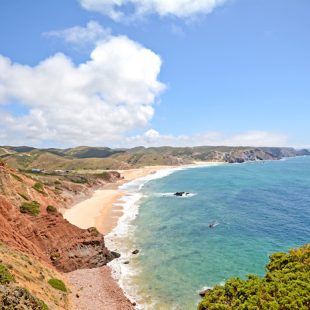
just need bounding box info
[0,287,50,310]
[11,173,22,182]
[32,182,45,194]
[87,226,100,236]
[0,264,15,284]
[1,145,308,171]
[46,205,57,214]
[0,243,69,309]
[68,175,88,184]
[48,278,67,292]
[198,244,310,310]
[18,192,29,200]
[20,201,40,216]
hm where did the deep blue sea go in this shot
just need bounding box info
[108,156,310,309]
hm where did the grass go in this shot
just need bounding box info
[20,201,40,216]
[48,278,67,292]
[32,182,45,194]
[0,264,15,284]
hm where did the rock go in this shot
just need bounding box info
[132,249,139,255]
[110,251,121,259]
[199,289,211,297]
[174,192,185,196]
[76,293,80,298]
[174,192,190,197]
[123,261,130,264]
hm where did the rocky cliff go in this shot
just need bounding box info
[0,162,120,272]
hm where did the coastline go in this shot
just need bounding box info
[63,162,223,309]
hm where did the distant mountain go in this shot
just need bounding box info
[0,145,309,171]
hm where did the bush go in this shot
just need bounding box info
[0,286,49,309]
[198,244,310,310]
[48,278,67,292]
[18,192,29,201]
[32,182,45,194]
[11,173,22,182]
[68,176,88,184]
[20,201,40,216]
[0,264,15,284]
[46,205,57,214]
[87,226,100,236]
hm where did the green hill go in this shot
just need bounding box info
[198,244,310,310]
[1,145,309,171]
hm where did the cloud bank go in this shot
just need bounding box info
[126,130,290,148]
[0,35,164,146]
[79,0,226,21]
[43,21,110,45]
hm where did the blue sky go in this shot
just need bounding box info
[0,0,309,148]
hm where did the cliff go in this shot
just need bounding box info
[0,162,120,272]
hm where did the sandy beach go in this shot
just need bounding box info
[63,165,178,309]
[63,163,221,309]
[63,165,175,235]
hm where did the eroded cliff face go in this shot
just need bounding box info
[0,162,120,272]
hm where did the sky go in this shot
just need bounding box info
[0,0,309,148]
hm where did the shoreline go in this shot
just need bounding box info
[63,162,223,309]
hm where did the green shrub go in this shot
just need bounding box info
[46,205,57,214]
[68,176,88,184]
[18,192,29,200]
[48,278,67,292]
[87,226,100,236]
[0,264,15,284]
[54,180,61,185]
[0,287,49,310]
[32,182,45,194]
[20,201,40,216]
[11,173,22,182]
[198,244,310,310]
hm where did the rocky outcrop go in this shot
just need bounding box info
[0,163,120,273]
[224,148,277,163]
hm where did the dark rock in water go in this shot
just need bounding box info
[199,289,211,297]
[132,249,139,255]
[174,192,185,196]
[174,192,190,197]
[110,251,121,259]
[123,261,130,264]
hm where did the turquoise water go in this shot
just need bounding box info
[128,157,310,309]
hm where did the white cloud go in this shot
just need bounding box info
[79,0,226,21]
[43,21,110,45]
[126,130,290,147]
[0,35,165,146]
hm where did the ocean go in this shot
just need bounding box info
[106,156,310,309]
